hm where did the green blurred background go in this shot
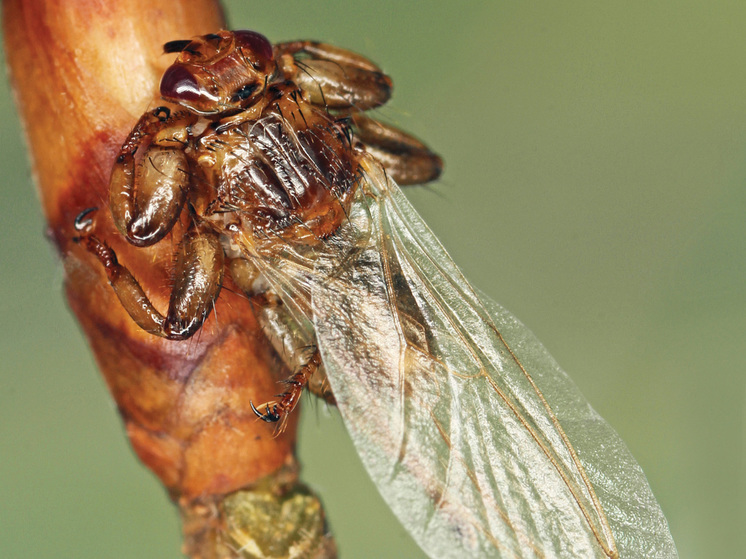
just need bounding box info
[1,1,744,557]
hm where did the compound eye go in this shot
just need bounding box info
[233,30,273,63]
[160,65,213,104]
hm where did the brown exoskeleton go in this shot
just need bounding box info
[77,30,441,424]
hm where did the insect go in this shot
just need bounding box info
[75,30,676,558]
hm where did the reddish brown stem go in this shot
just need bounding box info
[3,1,333,557]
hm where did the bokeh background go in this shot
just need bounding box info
[2,1,744,557]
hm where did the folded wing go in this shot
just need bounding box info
[244,156,677,558]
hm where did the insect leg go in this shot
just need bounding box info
[78,216,223,340]
[275,41,392,111]
[276,41,384,73]
[256,294,335,406]
[165,221,224,339]
[251,349,322,426]
[227,256,266,297]
[109,105,197,247]
[352,114,443,185]
[228,257,335,405]
[80,234,167,336]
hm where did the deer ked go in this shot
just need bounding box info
[77,29,441,420]
[69,29,672,559]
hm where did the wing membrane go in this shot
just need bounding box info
[242,157,677,558]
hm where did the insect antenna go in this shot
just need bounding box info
[162,39,193,54]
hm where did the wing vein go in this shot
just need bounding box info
[384,180,616,557]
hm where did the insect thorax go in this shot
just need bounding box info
[196,86,360,244]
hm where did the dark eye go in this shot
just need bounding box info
[231,83,259,102]
[160,65,202,101]
[233,30,273,62]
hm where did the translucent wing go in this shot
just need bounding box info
[242,157,677,558]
